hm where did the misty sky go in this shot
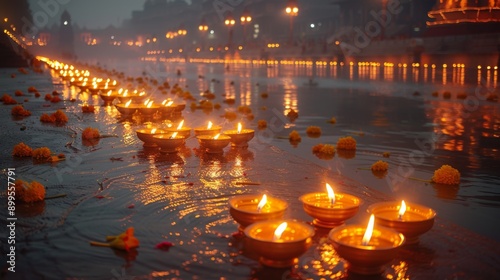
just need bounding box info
[28,0,147,29]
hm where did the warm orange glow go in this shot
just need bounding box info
[326,183,335,204]
[151,128,157,134]
[362,215,375,246]
[147,100,153,108]
[257,194,267,212]
[107,90,112,96]
[125,100,132,107]
[273,222,288,241]
[237,122,242,133]
[144,98,150,106]
[213,133,220,139]
[170,132,178,139]
[398,200,406,219]
[207,121,213,129]
[177,120,184,130]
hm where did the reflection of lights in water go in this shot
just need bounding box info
[442,68,447,85]
[239,81,252,106]
[412,68,419,83]
[299,241,345,278]
[391,261,409,279]
[282,78,298,116]
[385,66,394,82]
[122,122,136,145]
[230,156,244,177]
[431,67,436,83]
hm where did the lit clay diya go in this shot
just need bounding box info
[136,99,160,116]
[99,90,118,103]
[367,200,436,244]
[115,100,139,116]
[153,132,186,153]
[117,93,146,104]
[300,183,361,228]
[165,120,191,138]
[244,219,314,267]
[328,215,405,275]
[229,194,288,232]
[136,128,165,147]
[194,121,222,137]
[197,134,231,153]
[224,122,254,148]
[158,100,176,115]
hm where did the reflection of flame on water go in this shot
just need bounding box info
[170,132,178,139]
[326,183,335,204]
[207,121,213,129]
[362,214,375,246]
[177,120,184,130]
[237,122,242,134]
[125,100,132,107]
[273,222,288,241]
[213,133,220,140]
[398,200,406,220]
[151,128,157,134]
[257,194,267,212]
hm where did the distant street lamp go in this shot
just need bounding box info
[224,13,236,49]
[285,0,299,45]
[198,19,209,50]
[240,9,252,46]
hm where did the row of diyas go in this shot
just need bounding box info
[115,98,185,117]
[228,184,436,274]
[135,121,255,153]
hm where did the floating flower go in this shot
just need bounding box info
[246,113,254,121]
[258,120,267,129]
[82,127,100,139]
[52,90,60,96]
[223,111,237,121]
[14,90,23,96]
[327,117,336,124]
[15,180,46,203]
[260,92,268,98]
[13,142,33,157]
[457,92,467,100]
[11,105,31,117]
[155,241,173,251]
[371,160,389,171]
[40,113,56,123]
[34,92,41,98]
[288,130,301,142]
[383,152,391,158]
[51,96,61,103]
[286,109,298,121]
[306,126,322,137]
[238,105,252,114]
[32,147,52,161]
[336,136,356,150]
[28,86,37,93]
[44,94,53,101]
[432,165,460,185]
[2,94,17,105]
[90,227,140,251]
[214,103,221,110]
[82,105,95,113]
[431,91,439,97]
[312,143,335,155]
[201,100,213,110]
[53,110,68,123]
[443,91,451,99]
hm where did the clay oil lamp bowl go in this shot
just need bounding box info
[165,120,191,138]
[244,220,314,268]
[115,100,139,116]
[116,90,147,104]
[136,127,165,147]
[153,132,186,153]
[194,121,222,137]
[158,99,176,116]
[367,200,436,244]
[224,122,255,148]
[197,133,231,153]
[99,90,118,103]
[229,194,288,232]
[300,183,361,228]
[136,99,160,116]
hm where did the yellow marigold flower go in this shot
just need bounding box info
[371,160,389,171]
[306,126,322,136]
[32,147,52,160]
[15,180,46,203]
[13,142,33,157]
[432,165,460,185]
[336,136,356,150]
[320,144,335,155]
[288,130,301,142]
[258,120,267,129]
[82,127,100,140]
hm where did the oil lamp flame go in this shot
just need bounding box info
[147,100,153,108]
[237,122,242,134]
[118,88,123,94]
[151,128,157,134]
[207,121,213,129]
[125,100,132,107]
[166,100,173,106]
[107,90,112,96]
[139,91,146,96]
[326,183,335,205]
[398,200,406,220]
[213,133,220,139]
[257,194,267,212]
[362,214,375,246]
[177,120,184,130]
[170,132,178,139]
[273,222,288,241]
[144,99,150,106]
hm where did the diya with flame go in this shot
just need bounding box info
[367,200,436,244]
[115,100,138,116]
[165,120,191,138]
[116,90,146,104]
[153,132,186,153]
[244,220,314,267]
[99,90,117,103]
[136,99,160,116]
[328,214,405,275]
[224,123,255,148]
[300,183,361,228]
[197,133,231,153]
[194,121,222,137]
[229,194,288,232]
[136,128,165,147]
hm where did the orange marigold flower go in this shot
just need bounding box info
[289,130,301,142]
[44,94,53,101]
[34,92,41,98]
[237,105,252,114]
[40,113,56,123]
[286,109,299,121]
[13,142,33,157]
[312,143,335,155]
[28,86,37,93]
[336,136,357,150]
[82,105,95,113]
[51,96,62,103]
[82,127,100,139]
[15,180,46,203]
[32,147,52,161]
[432,165,460,185]
[223,111,238,121]
[371,160,389,171]
[2,94,17,104]
[15,90,23,96]
[53,110,68,123]
[11,105,32,116]
[258,120,267,129]
[306,126,322,136]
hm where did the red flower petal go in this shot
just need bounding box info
[155,241,173,250]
